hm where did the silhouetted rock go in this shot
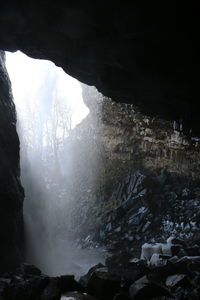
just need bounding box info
[0,244,200,300]
[0,281,7,296]
[61,291,97,300]
[0,3,199,134]
[0,51,24,272]
[106,253,147,282]
[86,267,121,300]
[165,274,187,288]
[129,275,172,300]
[4,276,48,300]
[40,278,61,300]
[79,263,104,288]
[16,263,42,277]
[57,275,84,293]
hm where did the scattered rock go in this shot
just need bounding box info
[86,267,121,300]
[129,275,172,300]
[5,276,49,300]
[106,252,147,281]
[57,275,84,293]
[40,278,61,300]
[61,291,97,300]
[165,274,187,288]
[79,263,104,288]
[16,263,42,277]
[1,240,200,299]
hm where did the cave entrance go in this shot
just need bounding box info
[6,51,105,277]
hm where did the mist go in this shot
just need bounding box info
[6,51,105,278]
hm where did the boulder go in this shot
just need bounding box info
[57,275,84,293]
[86,267,121,300]
[4,276,49,300]
[16,263,42,277]
[106,253,147,281]
[79,263,104,288]
[61,291,97,300]
[0,281,7,296]
[129,275,172,300]
[40,278,61,300]
[165,274,187,288]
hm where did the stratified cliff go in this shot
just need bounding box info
[65,87,200,254]
[0,51,24,271]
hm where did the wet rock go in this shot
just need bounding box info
[141,243,162,261]
[167,256,179,263]
[194,188,200,198]
[165,274,187,288]
[86,267,121,300]
[58,275,84,293]
[149,259,189,282]
[40,278,61,300]
[189,288,200,300]
[187,245,200,256]
[181,256,200,272]
[16,263,42,277]
[106,253,147,282]
[105,252,133,269]
[4,276,49,300]
[0,241,200,300]
[0,264,85,300]
[181,188,190,198]
[61,291,97,300]
[0,281,7,296]
[142,221,151,233]
[149,254,167,267]
[79,263,104,288]
[0,51,24,272]
[129,275,172,300]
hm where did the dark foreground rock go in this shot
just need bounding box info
[0,50,24,272]
[0,3,199,134]
[79,239,200,300]
[0,263,84,300]
[61,292,97,300]
[1,239,200,300]
[73,167,200,259]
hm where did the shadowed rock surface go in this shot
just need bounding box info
[1,240,200,300]
[0,4,199,297]
[0,51,24,272]
[0,2,199,133]
[63,90,200,255]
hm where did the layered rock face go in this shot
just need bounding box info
[99,98,200,179]
[0,51,24,271]
[0,2,199,133]
[66,88,200,253]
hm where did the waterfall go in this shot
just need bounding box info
[6,51,105,278]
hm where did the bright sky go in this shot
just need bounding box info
[5,51,89,128]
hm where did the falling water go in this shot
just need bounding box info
[6,51,106,278]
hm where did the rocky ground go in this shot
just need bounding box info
[62,92,200,260]
[72,169,200,258]
[1,238,200,299]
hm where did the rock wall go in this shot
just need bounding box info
[0,51,24,271]
[0,2,199,134]
[100,98,200,179]
[66,87,200,254]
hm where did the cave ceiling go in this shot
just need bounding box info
[0,2,199,133]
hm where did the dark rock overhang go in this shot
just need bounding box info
[0,2,199,133]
